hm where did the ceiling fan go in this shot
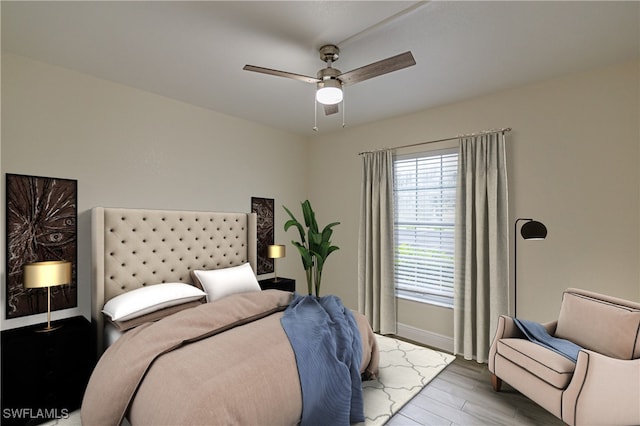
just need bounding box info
[243,44,416,116]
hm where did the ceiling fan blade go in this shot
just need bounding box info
[243,65,319,84]
[324,104,339,116]
[338,51,416,86]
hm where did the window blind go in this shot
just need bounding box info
[394,150,458,307]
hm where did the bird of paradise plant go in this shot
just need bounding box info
[283,200,340,297]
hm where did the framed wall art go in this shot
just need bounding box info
[5,173,78,319]
[251,197,274,275]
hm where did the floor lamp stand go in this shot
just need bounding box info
[513,218,531,318]
[513,218,548,319]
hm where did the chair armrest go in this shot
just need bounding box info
[496,315,524,338]
[562,350,640,426]
[488,316,558,373]
[488,315,525,372]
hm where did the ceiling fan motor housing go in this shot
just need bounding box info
[317,66,341,81]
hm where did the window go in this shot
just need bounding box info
[393,149,458,308]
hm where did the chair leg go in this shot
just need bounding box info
[491,373,502,392]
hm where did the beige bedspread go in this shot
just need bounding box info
[81,290,378,426]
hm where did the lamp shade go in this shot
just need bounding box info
[316,79,343,105]
[23,260,72,289]
[520,221,547,240]
[267,245,286,259]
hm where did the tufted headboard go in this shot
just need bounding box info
[91,207,257,352]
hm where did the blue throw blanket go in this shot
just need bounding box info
[280,294,364,425]
[514,318,582,362]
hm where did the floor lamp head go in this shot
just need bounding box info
[520,220,547,240]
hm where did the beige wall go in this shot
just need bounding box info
[0,53,309,330]
[309,60,640,347]
[2,53,639,348]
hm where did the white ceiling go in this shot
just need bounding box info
[2,1,639,136]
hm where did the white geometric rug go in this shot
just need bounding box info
[361,334,456,426]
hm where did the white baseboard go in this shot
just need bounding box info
[396,323,454,354]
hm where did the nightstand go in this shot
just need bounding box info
[259,277,295,292]
[1,316,94,426]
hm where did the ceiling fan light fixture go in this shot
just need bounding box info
[316,79,343,105]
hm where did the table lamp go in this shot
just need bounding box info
[23,260,72,332]
[267,244,286,282]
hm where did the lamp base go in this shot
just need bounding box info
[35,324,62,333]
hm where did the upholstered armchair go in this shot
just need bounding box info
[488,288,640,426]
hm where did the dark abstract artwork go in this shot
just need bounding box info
[6,174,77,319]
[251,197,274,275]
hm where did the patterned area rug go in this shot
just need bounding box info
[361,334,456,426]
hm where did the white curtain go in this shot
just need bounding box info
[454,133,509,362]
[358,150,396,334]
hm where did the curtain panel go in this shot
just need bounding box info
[454,133,509,362]
[358,150,396,334]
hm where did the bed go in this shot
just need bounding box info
[81,207,379,426]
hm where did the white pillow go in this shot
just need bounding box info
[192,263,261,302]
[102,283,206,322]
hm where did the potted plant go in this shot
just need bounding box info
[283,200,339,297]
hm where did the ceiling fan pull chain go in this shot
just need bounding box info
[313,97,319,132]
[342,90,346,128]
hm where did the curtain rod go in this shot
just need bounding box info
[357,127,511,156]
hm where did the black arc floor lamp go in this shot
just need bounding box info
[514,218,548,318]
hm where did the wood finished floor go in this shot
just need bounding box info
[388,356,565,426]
